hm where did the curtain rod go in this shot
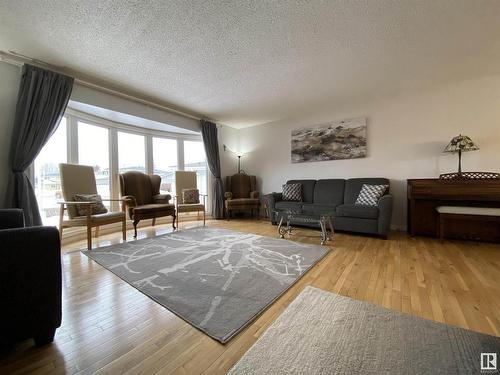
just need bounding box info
[0,50,203,122]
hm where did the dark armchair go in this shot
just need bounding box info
[119,171,176,237]
[0,209,62,349]
[225,173,261,219]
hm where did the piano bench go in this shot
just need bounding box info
[436,206,500,242]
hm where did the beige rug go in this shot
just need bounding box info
[228,286,500,374]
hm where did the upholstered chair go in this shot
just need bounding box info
[225,174,260,220]
[174,171,207,227]
[59,163,126,250]
[0,209,61,347]
[119,171,176,238]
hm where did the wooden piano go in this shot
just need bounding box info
[407,178,500,241]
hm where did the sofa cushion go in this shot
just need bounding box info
[282,183,302,202]
[355,184,388,206]
[302,203,338,216]
[275,201,303,212]
[313,179,345,205]
[344,178,390,204]
[336,204,379,219]
[286,179,316,203]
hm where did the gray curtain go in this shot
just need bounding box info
[201,119,224,219]
[5,64,74,226]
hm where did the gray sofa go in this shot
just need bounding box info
[265,178,393,238]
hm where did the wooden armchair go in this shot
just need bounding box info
[174,171,207,227]
[58,163,126,250]
[225,174,260,220]
[119,171,176,237]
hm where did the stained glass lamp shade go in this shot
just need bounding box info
[443,135,479,174]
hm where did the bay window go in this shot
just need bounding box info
[33,110,208,225]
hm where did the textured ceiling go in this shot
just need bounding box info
[1,1,500,128]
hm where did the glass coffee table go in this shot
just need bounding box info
[273,210,334,245]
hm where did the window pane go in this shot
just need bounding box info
[153,138,177,194]
[184,140,207,195]
[118,132,145,174]
[34,118,67,225]
[78,122,110,205]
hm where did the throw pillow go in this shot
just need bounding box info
[355,184,388,206]
[73,194,108,216]
[182,188,200,204]
[282,183,302,202]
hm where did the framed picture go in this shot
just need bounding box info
[291,117,367,163]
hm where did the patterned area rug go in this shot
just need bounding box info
[229,286,500,374]
[82,227,329,343]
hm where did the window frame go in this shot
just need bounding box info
[31,108,208,216]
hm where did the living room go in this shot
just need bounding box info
[1,1,500,374]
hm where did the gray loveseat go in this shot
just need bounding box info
[265,178,393,238]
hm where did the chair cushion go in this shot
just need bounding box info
[282,183,302,202]
[73,194,108,216]
[132,204,175,215]
[226,198,260,208]
[302,203,338,216]
[68,211,125,225]
[177,203,205,213]
[182,189,199,204]
[336,204,379,219]
[275,201,303,212]
[355,184,388,206]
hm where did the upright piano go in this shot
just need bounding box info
[407,178,500,241]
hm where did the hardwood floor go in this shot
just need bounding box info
[2,218,500,374]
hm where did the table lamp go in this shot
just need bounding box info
[443,134,479,174]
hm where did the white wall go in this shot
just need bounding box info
[220,75,500,230]
[0,63,21,206]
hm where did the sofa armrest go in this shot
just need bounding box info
[0,209,25,230]
[0,226,62,344]
[225,192,233,200]
[250,191,260,199]
[153,194,171,204]
[264,193,283,223]
[377,194,393,237]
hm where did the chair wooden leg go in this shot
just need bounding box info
[95,226,100,238]
[152,218,156,227]
[203,210,206,226]
[172,213,176,230]
[87,225,92,250]
[122,218,126,241]
[133,220,139,238]
[58,204,64,238]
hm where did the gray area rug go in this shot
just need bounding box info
[82,227,328,343]
[229,286,500,374]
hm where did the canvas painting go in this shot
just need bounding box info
[291,117,367,163]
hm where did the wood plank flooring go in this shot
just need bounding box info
[1,218,500,374]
